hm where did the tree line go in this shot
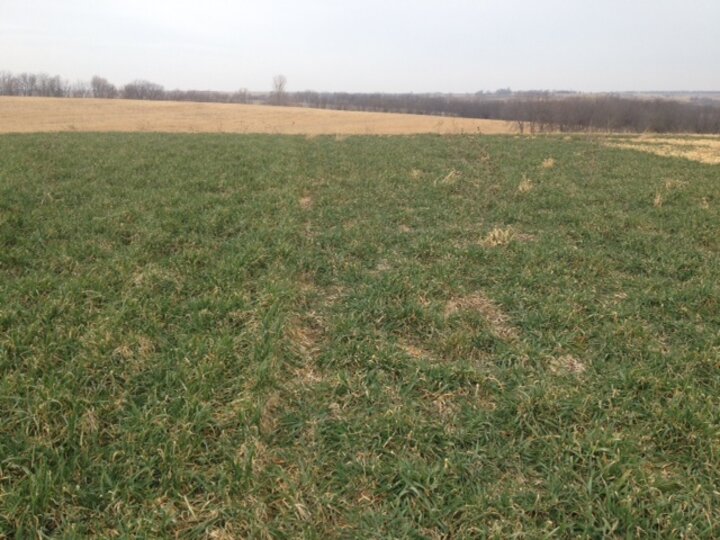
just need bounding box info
[290,91,720,134]
[2,70,719,133]
[0,71,250,103]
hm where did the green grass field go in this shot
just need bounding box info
[1,133,719,538]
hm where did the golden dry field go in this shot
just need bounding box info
[0,96,516,135]
[604,135,720,164]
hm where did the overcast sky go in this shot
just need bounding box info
[2,0,719,93]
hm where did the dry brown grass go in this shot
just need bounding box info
[439,169,461,185]
[481,226,515,247]
[444,292,519,342]
[549,354,587,375]
[286,315,323,361]
[400,341,433,361]
[0,96,517,135]
[517,175,534,194]
[605,136,720,165]
[259,392,282,436]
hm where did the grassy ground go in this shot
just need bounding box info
[1,133,719,538]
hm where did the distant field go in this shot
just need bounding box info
[1,133,719,537]
[0,97,516,135]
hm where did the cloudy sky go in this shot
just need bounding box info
[1,0,719,93]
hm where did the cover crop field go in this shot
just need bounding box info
[1,133,719,537]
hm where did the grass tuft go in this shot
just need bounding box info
[541,157,557,169]
[481,226,515,247]
[517,175,534,193]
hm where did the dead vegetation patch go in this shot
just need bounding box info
[481,226,515,247]
[420,388,468,421]
[293,362,324,387]
[444,292,520,342]
[285,312,325,361]
[541,158,557,169]
[131,264,178,288]
[549,354,587,375]
[663,178,688,191]
[213,396,251,427]
[637,136,720,148]
[151,495,225,538]
[79,409,100,447]
[297,272,317,297]
[299,195,314,210]
[438,169,461,185]
[111,335,156,362]
[652,177,694,208]
[400,340,434,361]
[259,392,282,436]
[322,285,346,308]
[284,267,328,384]
[517,175,534,193]
[605,136,720,165]
[208,527,241,540]
[236,436,271,477]
[479,226,536,248]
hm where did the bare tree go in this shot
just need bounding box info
[35,74,62,97]
[122,80,165,100]
[91,76,118,99]
[233,88,249,104]
[272,74,287,105]
[0,71,19,95]
[17,73,37,96]
[69,80,92,98]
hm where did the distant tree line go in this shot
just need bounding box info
[288,92,720,134]
[0,71,249,104]
[2,70,719,133]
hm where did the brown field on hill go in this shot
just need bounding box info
[0,97,516,135]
